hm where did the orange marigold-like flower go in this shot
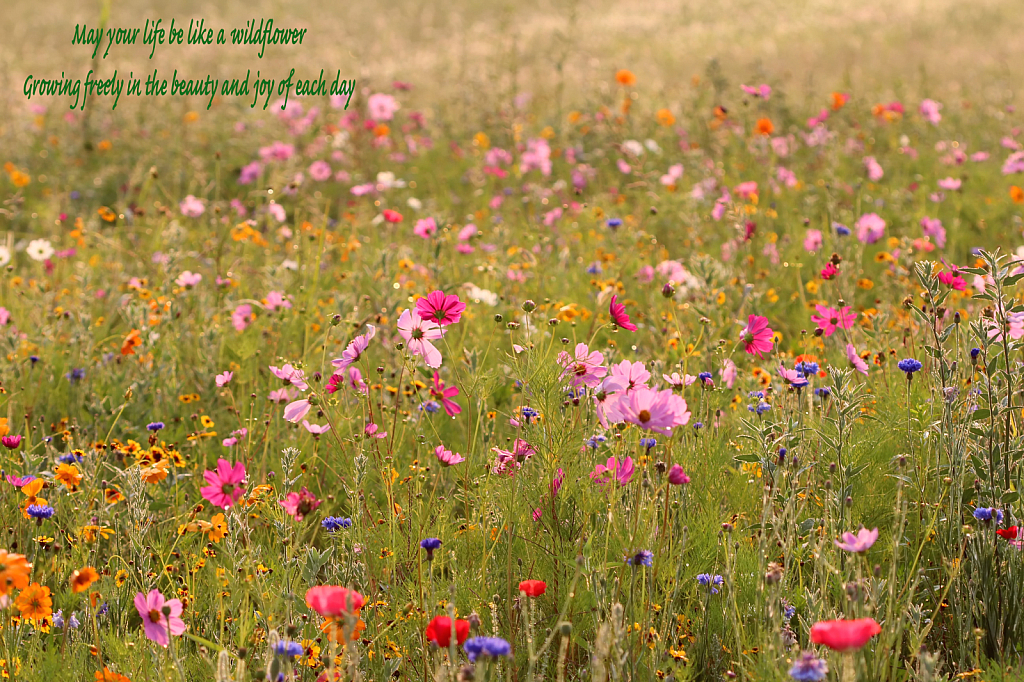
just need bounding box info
[0,550,32,594]
[1011,185,1024,203]
[55,463,83,489]
[15,582,52,622]
[656,108,675,127]
[755,118,774,136]
[71,566,100,593]
[615,69,636,86]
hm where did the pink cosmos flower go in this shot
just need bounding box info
[740,315,774,357]
[179,195,205,218]
[264,291,292,311]
[594,375,628,429]
[778,364,809,388]
[413,217,437,239]
[346,367,368,394]
[803,229,823,252]
[811,305,856,337]
[855,213,886,244]
[416,291,466,326]
[589,456,634,487]
[721,359,737,388]
[302,420,331,436]
[333,325,376,371]
[365,422,387,439]
[430,372,461,416]
[175,271,202,288]
[269,364,309,391]
[491,439,536,476]
[863,156,884,182]
[847,344,869,375]
[269,387,298,404]
[397,309,445,368]
[610,360,650,393]
[134,589,186,647]
[660,163,684,186]
[308,160,332,181]
[215,371,233,387]
[557,343,607,388]
[734,181,758,200]
[457,224,478,241]
[609,294,638,331]
[919,99,943,125]
[668,464,690,485]
[637,265,655,283]
[920,217,946,248]
[520,138,552,175]
[938,177,962,191]
[835,527,879,553]
[740,83,771,99]
[435,445,465,467]
[617,387,690,435]
[367,93,400,121]
[283,399,312,423]
[821,262,838,280]
[231,304,254,332]
[279,487,322,521]
[662,372,698,388]
[200,458,247,510]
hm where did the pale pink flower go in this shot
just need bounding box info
[413,217,437,239]
[264,291,292,311]
[617,387,690,435]
[269,364,309,390]
[302,420,331,435]
[397,309,444,368]
[937,177,962,191]
[215,371,233,387]
[864,156,884,182]
[435,445,465,467]
[593,376,628,429]
[557,343,607,388]
[179,195,205,218]
[835,527,878,553]
[662,372,697,388]
[920,217,946,248]
[589,456,635,487]
[333,325,376,371]
[811,305,856,337]
[846,344,868,375]
[610,360,650,393]
[855,213,886,244]
[919,99,943,125]
[803,229,823,252]
[175,271,202,288]
[367,93,400,121]
[721,359,737,388]
[135,589,186,647]
[283,399,312,423]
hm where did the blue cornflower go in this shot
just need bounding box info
[65,368,85,382]
[626,550,654,568]
[464,636,512,663]
[748,390,764,399]
[795,361,819,376]
[29,355,40,365]
[781,598,795,622]
[970,348,981,363]
[147,422,165,432]
[606,218,623,229]
[814,387,831,399]
[58,452,83,464]
[322,516,353,532]
[98,602,109,616]
[27,504,55,519]
[789,651,829,681]
[586,262,603,275]
[973,507,1004,524]
[70,190,81,200]
[696,573,724,594]
[586,434,607,449]
[692,422,704,430]
[420,537,442,560]
[53,610,81,629]
[756,401,772,415]
[640,437,657,450]
[422,400,441,413]
[698,371,713,384]
[274,640,305,657]
[897,358,923,378]
[833,222,850,236]
[521,406,539,423]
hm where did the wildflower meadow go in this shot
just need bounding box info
[4,2,1024,681]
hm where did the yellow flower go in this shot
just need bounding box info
[200,415,215,428]
[857,278,874,290]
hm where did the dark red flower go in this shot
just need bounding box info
[425,616,469,647]
[997,526,1019,541]
[518,580,547,597]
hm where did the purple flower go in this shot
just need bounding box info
[789,651,829,681]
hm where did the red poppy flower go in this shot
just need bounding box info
[383,209,403,223]
[425,616,469,647]
[518,580,547,597]
[997,526,1019,541]
[810,618,881,651]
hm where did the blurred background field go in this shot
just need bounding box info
[2,0,1024,121]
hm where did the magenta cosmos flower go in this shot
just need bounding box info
[855,213,886,244]
[435,445,465,466]
[609,294,638,331]
[590,456,634,487]
[835,527,879,553]
[811,305,856,337]
[740,315,774,357]
[416,290,466,326]
[200,458,247,510]
[134,589,186,647]
[280,487,322,521]
[558,343,607,388]
[616,387,690,436]
[332,325,376,371]
[430,372,461,416]
[397,309,445,368]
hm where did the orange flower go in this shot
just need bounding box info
[97,206,117,223]
[0,550,32,594]
[755,118,774,136]
[121,329,142,356]
[656,108,676,127]
[320,616,366,643]
[615,69,636,86]
[1011,185,1024,203]
[55,463,82,489]
[104,488,125,504]
[140,459,169,484]
[831,92,849,110]
[96,668,131,682]
[71,566,99,593]
[15,582,52,622]
[208,513,228,543]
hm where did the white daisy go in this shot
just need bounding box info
[26,239,54,262]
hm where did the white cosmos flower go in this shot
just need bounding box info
[407,197,422,210]
[621,140,644,157]
[0,246,11,267]
[26,239,54,262]
[466,285,498,306]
